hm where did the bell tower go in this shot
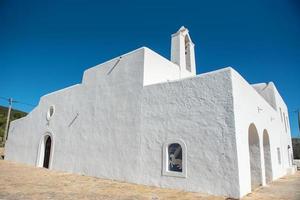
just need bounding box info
[171,26,196,78]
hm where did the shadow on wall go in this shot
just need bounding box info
[263,130,272,183]
[248,123,262,191]
[292,138,300,159]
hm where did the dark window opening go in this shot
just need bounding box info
[168,143,182,172]
[43,136,51,168]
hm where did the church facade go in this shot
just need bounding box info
[5,27,295,198]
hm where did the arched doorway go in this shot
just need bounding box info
[248,124,262,190]
[36,133,54,169]
[43,136,52,168]
[263,130,272,183]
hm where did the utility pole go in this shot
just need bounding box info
[0,96,34,147]
[3,98,13,146]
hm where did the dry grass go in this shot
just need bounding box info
[0,147,4,158]
[0,156,299,200]
[0,160,224,200]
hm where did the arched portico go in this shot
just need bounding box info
[263,130,272,183]
[248,123,262,190]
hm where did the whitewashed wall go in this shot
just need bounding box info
[231,68,293,197]
[5,47,293,199]
[140,66,239,197]
[143,48,180,86]
[6,48,145,183]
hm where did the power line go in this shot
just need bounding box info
[0,97,8,101]
[0,96,36,147]
[0,96,36,107]
[12,100,36,107]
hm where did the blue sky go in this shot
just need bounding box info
[0,0,299,137]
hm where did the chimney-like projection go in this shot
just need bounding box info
[171,26,196,78]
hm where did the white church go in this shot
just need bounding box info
[5,27,295,198]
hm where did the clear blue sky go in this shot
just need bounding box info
[0,0,299,137]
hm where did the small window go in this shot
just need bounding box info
[162,139,187,178]
[168,143,182,172]
[46,105,55,121]
[277,147,281,165]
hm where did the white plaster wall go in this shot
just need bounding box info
[4,110,40,165]
[231,69,293,197]
[5,47,240,198]
[252,82,277,110]
[143,48,180,86]
[5,46,291,199]
[6,48,145,184]
[272,86,293,170]
[140,67,240,198]
[171,32,185,68]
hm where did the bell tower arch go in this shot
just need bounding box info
[171,26,196,78]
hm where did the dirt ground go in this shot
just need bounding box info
[0,158,299,200]
[242,171,300,200]
[0,148,4,158]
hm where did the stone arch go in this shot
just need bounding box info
[248,123,262,190]
[36,132,55,169]
[263,129,273,183]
